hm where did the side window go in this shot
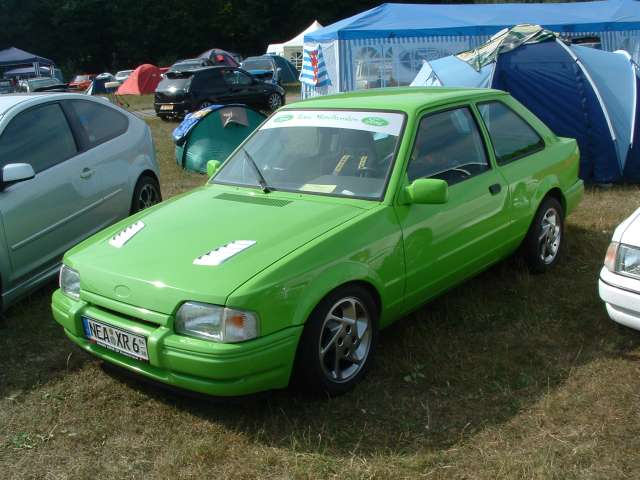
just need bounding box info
[407,107,489,185]
[68,100,128,148]
[0,103,77,173]
[477,101,544,165]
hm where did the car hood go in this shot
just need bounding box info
[66,185,368,315]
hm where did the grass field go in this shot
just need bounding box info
[2,95,640,479]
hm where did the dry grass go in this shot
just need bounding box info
[2,95,640,479]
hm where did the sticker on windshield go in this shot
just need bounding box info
[263,110,403,136]
[300,183,336,193]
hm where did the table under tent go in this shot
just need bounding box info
[410,25,640,184]
[300,0,640,98]
[173,105,266,174]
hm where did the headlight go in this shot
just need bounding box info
[59,265,80,299]
[615,244,640,278]
[175,301,259,343]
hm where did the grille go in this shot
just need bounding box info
[214,192,291,207]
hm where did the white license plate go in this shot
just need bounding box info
[160,104,173,111]
[82,317,149,361]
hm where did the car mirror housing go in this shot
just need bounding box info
[207,160,221,177]
[2,163,35,187]
[404,178,448,205]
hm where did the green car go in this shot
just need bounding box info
[52,87,583,396]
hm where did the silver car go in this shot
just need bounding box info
[0,93,161,312]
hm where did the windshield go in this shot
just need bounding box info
[242,59,273,71]
[73,75,90,82]
[212,110,405,200]
[170,61,200,72]
[116,70,132,77]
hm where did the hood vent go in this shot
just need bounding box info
[214,193,291,207]
[194,240,256,266]
[109,221,145,248]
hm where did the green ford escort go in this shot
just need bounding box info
[52,87,583,396]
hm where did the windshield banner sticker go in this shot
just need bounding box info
[262,110,403,136]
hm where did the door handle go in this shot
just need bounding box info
[489,183,501,195]
[80,167,94,179]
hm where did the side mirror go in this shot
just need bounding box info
[2,163,35,187]
[404,178,448,205]
[206,160,221,177]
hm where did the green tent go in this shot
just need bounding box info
[174,104,266,174]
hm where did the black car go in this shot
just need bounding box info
[154,66,285,120]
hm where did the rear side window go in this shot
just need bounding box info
[0,103,77,172]
[478,101,544,165]
[68,100,128,148]
[221,69,253,86]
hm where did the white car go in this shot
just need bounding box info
[0,93,161,311]
[599,208,640,329]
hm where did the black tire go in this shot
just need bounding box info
[130,175,162,214]
[266,93,283,111]
[292,284,378,396]
[522,196,564,274]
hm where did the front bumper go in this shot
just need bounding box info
[599,267,640,330]
[52,289,302,396]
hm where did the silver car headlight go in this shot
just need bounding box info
[175,301,259,343]
[59,265,80,300]
[614,243,640,278]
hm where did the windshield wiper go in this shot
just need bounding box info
[243,148,271,193]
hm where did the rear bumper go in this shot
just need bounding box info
[154,100,193,116]
[599,267,640,330]
[564,179,584,217]
[52,289,302,396]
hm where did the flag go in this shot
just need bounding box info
[299,44,331,88]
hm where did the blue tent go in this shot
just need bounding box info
[411,29,640,184]
[302,0,640,98]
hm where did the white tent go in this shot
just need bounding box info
[266,20,323,70]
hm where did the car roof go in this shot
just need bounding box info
[0,93,110,116]
[284,87,507,115]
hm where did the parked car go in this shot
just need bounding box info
[0,79,13,94]
[198,48,240,67]
[599,208,640,330]
[168,58,214,73]
[115,70,133,84]
[53,87,583,397]
[154,66,285,119]
[241,55,299,85]
[17,76,66,93]
[68,74,96,91]
[0,93,161,312]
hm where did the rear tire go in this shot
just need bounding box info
[130,175,162,214]
[292,284,378,396]
[522,196,564,274]
[267,93,283,111]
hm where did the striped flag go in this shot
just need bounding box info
[299,44,331,87]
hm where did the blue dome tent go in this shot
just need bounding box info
[411,26,640,184]
[302,0,640,99]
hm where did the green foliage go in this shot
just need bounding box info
[0,0,381,73]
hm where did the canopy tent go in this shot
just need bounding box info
[267,20,323,70]
[410,26,640,184]
[302,0,640,98]
[116,64,162,95]
[173,104,266,174]
[0,47,55,79]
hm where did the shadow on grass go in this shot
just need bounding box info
[94,223,640,457]
[0,283,90,398]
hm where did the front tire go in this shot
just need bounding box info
[293,284,378,396]
[130,175,162,214]
[522,196,564,273]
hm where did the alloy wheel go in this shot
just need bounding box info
[318,297,372,383]
[538,207,561,264]
[137,183,160,210]
[268,93,282,110]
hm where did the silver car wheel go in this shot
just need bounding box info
[267,93,282,110]
[318,297,372,383]
[539,207,561,264]
[138,183,160,210]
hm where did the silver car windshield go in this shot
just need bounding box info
[212,110,404,200]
